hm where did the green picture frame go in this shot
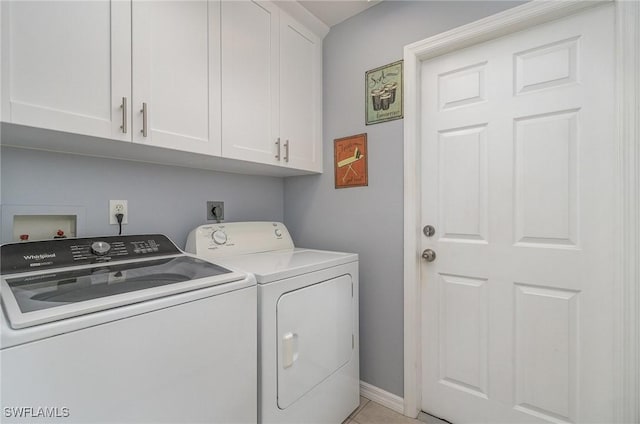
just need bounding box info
[365,60,403,125]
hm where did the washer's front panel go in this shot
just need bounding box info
[1,286,257,424]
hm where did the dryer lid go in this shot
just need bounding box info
[214,248,357,284]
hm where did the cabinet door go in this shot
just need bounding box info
[1,1,131,141]
[132,0,221,155]
[221,0,279,165]
[279,12,322,172]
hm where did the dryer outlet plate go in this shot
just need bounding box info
[207,201,224,221]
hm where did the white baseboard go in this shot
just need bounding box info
[359,381,404,415]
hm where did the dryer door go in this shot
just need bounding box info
[276,274,354,409]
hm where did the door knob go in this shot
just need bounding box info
[422,249,436,262]
[423,225,435,237]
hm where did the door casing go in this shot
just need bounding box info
[402,1,640,422]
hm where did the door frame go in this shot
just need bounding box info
[402,1,640,421]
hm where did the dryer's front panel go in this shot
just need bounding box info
[276,274,353,409]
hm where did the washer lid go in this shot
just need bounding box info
[214,248,358,284]
[1,255,246,329]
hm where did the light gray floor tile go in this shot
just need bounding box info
[417,411,451,424]
[352,400,422,424]
[349,396,370,419]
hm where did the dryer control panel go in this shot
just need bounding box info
[185,222,294,258]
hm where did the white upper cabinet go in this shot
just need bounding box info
[1,0,131,141]
[221,0,279,165]
[1,0,221,155]
[1,0,324,175]
[132,0,221,155]
[221,1,323,172]
[279,12,322,172]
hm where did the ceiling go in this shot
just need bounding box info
[299,0,383,27]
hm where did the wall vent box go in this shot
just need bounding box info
[1,205,86,244]
[13,215,77,242]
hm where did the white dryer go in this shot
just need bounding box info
[186,222,359,424]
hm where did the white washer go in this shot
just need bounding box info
[1,234,257,424]
[186,222,359,424]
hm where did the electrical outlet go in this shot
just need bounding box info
[207,201,224,221]
[109,200,128,225]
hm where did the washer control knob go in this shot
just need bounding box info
[274,228,283,237]
[212,230,228,245]
[91,241,111,256]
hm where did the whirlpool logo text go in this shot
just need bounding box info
[23,253,56,261]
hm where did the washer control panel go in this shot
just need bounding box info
[185,222,294,258]
[1,234,180,275]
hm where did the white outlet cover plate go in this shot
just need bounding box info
[109,200,128,225]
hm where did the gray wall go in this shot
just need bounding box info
[284,0,524,397]
[1,147,283,247]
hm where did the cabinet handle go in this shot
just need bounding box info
[140,102,148,137]
[284,139,289,163]
[120,97,127,134]
[275,138,281,160]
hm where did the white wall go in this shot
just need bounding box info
[1,147,284,247]
[284,0,525,397]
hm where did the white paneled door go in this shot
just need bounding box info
[420,5,616,423]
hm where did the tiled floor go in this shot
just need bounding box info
[343,397,425,424]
